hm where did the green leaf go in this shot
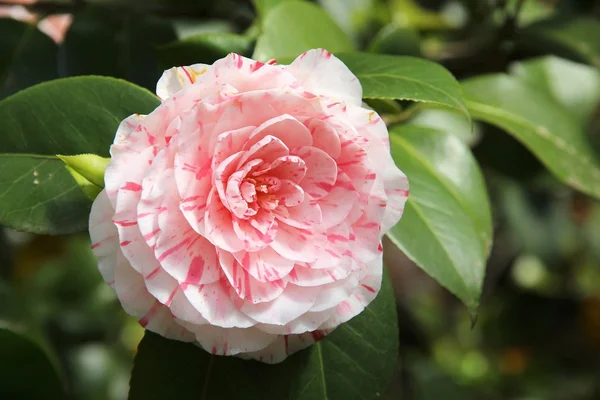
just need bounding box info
[408,108,480,145]
[158,33,252,68]
[0,19,58,98]
[390,0,454,30]
[0,76,159,156]
[60,8,177,90]
[521,17,600,68]
[0,325,65,399]
[253,0,293,20]
[318,0,375,40]
[462,74,600,199]
[367,24,421,57]
[509,56,600,124]
[253,0,353,61]
[0,76,160,233]
[129,269,398,400]
[0,155,92,234]
[388,125,491,311]
[337,52,468,116]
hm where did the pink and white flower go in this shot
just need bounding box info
[89,49,409,363]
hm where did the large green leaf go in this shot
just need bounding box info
[0,19,58,98]
[158,33,252,68]
[337,53,468,116]
[388,125,491,311]
[407,108,480,146]
[521,18,600,68]
[0,76,160,233]
[129,269,398,400]
[509,56,600,124]
[253,0,353,61]
[59,8,177,90]
[462,74,600,199]
[0,155,91,234]
[0,325,65,399]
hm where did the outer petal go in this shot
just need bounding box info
[181,279,257,328]
[156,64,210,100]
[286,49,362,106]
[242,329,332,364]
[320,253,383,330]
[343,105,409,232]
[177,321,278,356]
[89,190,118,285]
[112,251,194,342]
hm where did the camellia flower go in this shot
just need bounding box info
[0,0,72,44]
[89,49,409,363]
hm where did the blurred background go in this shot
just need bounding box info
[1,0,600,399]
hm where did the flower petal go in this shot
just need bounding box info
[181,279,257,328]
[294,146,337,200]
[286,49,362,106]
[218,250,286,304]
[270,223,319,263]
[240,283,320,325]
[248,114,312,151]
[204,188,245,252]
[156,64,210,100]
[233,247,295,283]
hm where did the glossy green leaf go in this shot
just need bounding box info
[462,74,600,199]
[253,0,353,61]
[158,33,252,68]
[0,76,160,156]
[337,52,468,116]
[509,56,600,124]
[0,19,58,98]
[388,125,491,311]
[0,155,91,234]
[0,76,160,233]
[408,108,480,145]
[59,8,177,90]
[129,269,398,400]
[0,325,65,399]
[521,18,600,67]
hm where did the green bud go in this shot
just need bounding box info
[57,154,110,188]
[57,154,110,200]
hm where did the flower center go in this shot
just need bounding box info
[240,175,281,215]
